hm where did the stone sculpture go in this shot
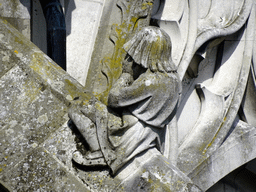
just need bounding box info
[70,0,256,190]
[69,26,181,175]
[1,0,256,191]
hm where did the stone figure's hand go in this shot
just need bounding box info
[108,71,152,108]
[107,73,133,106]
[117,73,134,87]
[108,73,134,107]
[68,104,100,152]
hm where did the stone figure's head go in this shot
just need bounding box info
[124,26,177,73]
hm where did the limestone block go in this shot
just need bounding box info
[0,147,88,192]
[0,16,137,192]
[0,0,30,39]
[189,120,256,191]
[117,148,202,192]
[66,0,104,85]
[0,17,93,191]
[0,0,30,19]
[0,64,68,173]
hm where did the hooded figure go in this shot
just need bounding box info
[70,26,181,175]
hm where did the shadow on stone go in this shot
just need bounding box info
[0,183,10,192]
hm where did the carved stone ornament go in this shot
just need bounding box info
[1,0,256,191]
[69,0,256,190]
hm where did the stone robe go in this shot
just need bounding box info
[102,69,181,174]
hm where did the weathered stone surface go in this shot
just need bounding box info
[0,16,146,192]
[42,120,119,191]
[189,120,256,191]
[117,148,202,192]
[1,0,256,191]
[1,147,88,192]
[0,64,67,172]
[66,0,104,86]
[177,0,255,178]
[84,0,120,92]
[0,0,30,39]
[0,17,93,191]
[0,46,17,78]
[0,0,30,19]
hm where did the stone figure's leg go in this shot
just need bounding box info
[69,103,107,166]
[69,106,100,152]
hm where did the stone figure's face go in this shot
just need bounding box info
[132,62,147,80]
[122,54,147,80]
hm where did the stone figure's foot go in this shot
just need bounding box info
[85,150,104,160]
[72,150,107,167]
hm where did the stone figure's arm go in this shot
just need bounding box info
[108,71,161,108]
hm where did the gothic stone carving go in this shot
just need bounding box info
[69,26,181,174]
[1,0,256,191]
[70,0,256,190]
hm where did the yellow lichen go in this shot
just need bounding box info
[202,117,226,154]
[148,179,153,183]
[15,36,23,44]
[92,0,154,105]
